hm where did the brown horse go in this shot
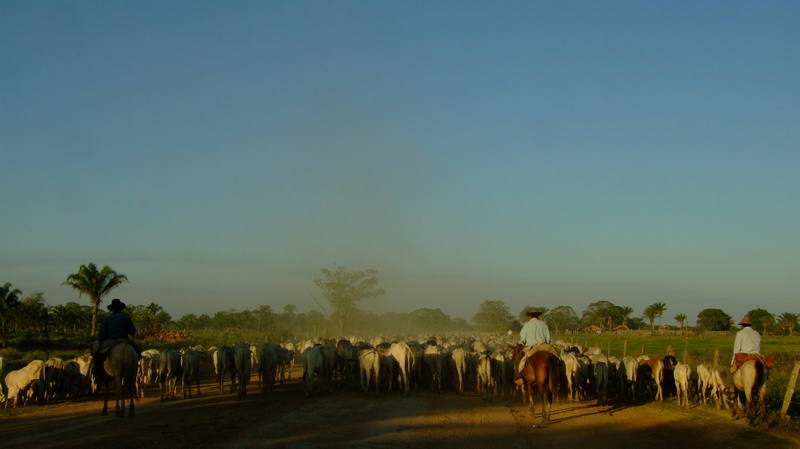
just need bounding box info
[512,344,560,425]
[100,340,138,417]
[731,359,767,425]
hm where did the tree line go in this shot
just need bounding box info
[2,262,798,348]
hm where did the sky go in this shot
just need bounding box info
[2,1,799,326]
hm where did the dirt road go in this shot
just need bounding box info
[2,367,798,449]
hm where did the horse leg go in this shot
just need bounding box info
[115,377,124,417]
[541,385,551,425]
[102,381,109,415]
[527,381,536,418]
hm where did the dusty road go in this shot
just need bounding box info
[2,367,798,449]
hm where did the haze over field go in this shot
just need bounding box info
[2,2,799,325]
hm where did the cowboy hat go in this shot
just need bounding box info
[739,315,752,326]
[525,309,544,317]
[107,298,126,312]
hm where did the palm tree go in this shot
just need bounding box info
[674,313,687,335]
[650,302,667,328]
[777,312,798,337]
[0,282,22,347]
[620,306,634,327]
[643,305,658,331]
[63,263,128,335]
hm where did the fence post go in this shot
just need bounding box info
[623,340,628,357]
[781,361,800,419]
[713,348,720,367]
[641,344,646,355]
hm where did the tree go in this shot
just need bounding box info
[314,265,385,336]
[643,305,658,331]
[545,306,579,334]
[63,263,128,335]
[580,300,617,329]
[649,302,667,328]
[777,312,799,337]
[746,308,775,336]
[17,292,49,332]
[620,306,634,327]
[674,313,687,335]
[696,308,733,331]
[472,300,515,333]
[0,282,22,346]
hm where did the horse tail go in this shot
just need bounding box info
[547,355,560,398]
[756,360,767,385]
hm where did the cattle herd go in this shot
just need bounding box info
[0,334,759,422]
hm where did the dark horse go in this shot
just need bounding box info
[512,344,560,425]
[731,359,768,425]
[99,340,138,417]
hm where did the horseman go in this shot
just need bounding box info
[729,314,773,391]
[515,308,560,385]
[93,298,143,382]
[730,315,760,372]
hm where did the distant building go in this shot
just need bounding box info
[583,324,603,334]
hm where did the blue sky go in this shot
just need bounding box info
[2,1,799,326]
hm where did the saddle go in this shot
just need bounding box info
[730,353,773,373]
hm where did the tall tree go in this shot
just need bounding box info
[746,308,775,336]
[472,299,515,332]
[696,308,733,331]
[651,302,667,327]
[62,263,128,335]
[314,265,385,336]
[544,306,579,334]
[0,282,22,346]
[580,300,618,329]
[777,312,799,337]
[620,306,634,327]
[643,304,658,331]
[674,313,687,335]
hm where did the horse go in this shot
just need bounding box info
[100,340,138,417]
[731,359,768,425]
[512,344,560,425]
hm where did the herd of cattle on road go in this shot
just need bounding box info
[0,333,763,423]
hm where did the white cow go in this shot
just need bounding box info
[277,342,295,383]
[155,349,182,402]
[710,364,733,410]
[214,345,237,395]
[590,354,609,406]
[72,354,93,397]
[476,353,493,402]
[383,341,413,396]
[423,343,445,393]
[44,357,64,402]
[181,349,203,399]
[673,362,692,408]
[257,344,279,394]
[138,349,159,398]
[301,345,324,397]
[234,342,252,398]
[490,350,508,399]
[450,347,468,395]
[696,362,713,405]
[561,353,581,402]
[4,360,46,408]
[618,356,638,402]
[358,348,381,398]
